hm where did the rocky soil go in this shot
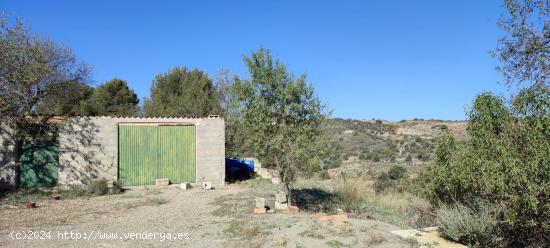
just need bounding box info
[0,180,418,248]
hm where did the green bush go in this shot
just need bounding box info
[372,153,380,162]
[436,202,498,247]
[57,184,87,198]
[387,165,406,180]
[415,87,550,246]
[374,172,395,193]
[109,180,124,195]
[87,179,109,195]
[432,124,448,131]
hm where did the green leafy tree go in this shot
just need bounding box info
[144,67,220,117]
[211,69,247,157]
[0,16,91,141]
[36,82,93,115]
[76,78,139,116]
[494,0,549,86]
[230,48,327,203]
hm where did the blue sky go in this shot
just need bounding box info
[2,0,512,120]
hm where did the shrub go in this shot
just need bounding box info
[432,124,448,131]
[372,153,380,162]
[87,179,109,195]
[374,172,395,193]
[436,202,498,246]
[415,88,550,246]
[405,154,413,163]
[387,165,406,180]
[109,180,124,195]
[57,184,87,198]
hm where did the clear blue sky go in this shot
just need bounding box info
[2,0,512,120]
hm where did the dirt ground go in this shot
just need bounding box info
[0,180,418,247]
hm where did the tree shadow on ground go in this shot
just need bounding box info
[292,188,339,213]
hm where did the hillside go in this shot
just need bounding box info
[322,118,467,176]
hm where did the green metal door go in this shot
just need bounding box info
[19,142,59,188]
[158,126,196,184]
[118,125,196,186]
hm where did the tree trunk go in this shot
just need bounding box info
[284,182,292,206]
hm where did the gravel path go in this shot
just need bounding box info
[0,183,415,247]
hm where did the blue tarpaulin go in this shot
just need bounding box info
[225,158,254,180]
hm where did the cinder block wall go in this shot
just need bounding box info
[58,117,119,185]
[58,117,225,186]
[195,117,225,185]
[0,125,16,191]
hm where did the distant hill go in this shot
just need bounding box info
[322,118,467,176]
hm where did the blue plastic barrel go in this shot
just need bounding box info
[225,158,255,180]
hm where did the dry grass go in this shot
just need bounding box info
[334,224,353,237]
[335,175,370,211]
[331,175,434,228]
[364,191,423,213]
[334,175,428,213]
[362,191,434,228]
[224,220,269,239]
[298,226,325,239]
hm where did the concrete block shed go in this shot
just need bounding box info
[0,116,225,189]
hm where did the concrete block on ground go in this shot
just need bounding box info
[253,207,267,214]
[255,197,266,208]
[180,182,190,190]
[156,178,169,186]
[106,180,114,188]
[202,181,212,190]
[275,191,287,203]
[274,201,288,211]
